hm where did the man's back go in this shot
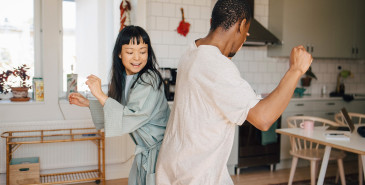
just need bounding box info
[156,42,260,185]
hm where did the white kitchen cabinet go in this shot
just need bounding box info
[280,97,365,159]
[344,100,365,113]
[353,0,365,59]
[268,0,365,59]
[331,0,365,59]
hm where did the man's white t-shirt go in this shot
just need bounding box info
[156,42,260,185]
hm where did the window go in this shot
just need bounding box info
[62,0,77,92]
[62,0,116,94]
[0,0,38,84]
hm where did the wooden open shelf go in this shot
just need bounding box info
[1,128,105,185]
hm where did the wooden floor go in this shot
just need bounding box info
[78,160,359,185]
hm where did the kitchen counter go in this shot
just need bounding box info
[290,94,365,101]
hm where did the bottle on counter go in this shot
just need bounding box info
[321,85,327,97]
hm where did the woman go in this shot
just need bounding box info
[69,26,170,185]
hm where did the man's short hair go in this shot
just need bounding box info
[210,0,252,31]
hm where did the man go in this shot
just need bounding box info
[156,0,313,184]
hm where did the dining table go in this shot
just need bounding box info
[276,126,365,185]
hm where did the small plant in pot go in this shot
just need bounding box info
[0,64,32,101]
[301,66,317,87]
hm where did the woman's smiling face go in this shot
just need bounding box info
[120,38,148,75]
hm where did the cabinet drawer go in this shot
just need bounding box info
[285,102,315,112]
[286,100,343,112]
[315,101,343,111]
[312,111,338,121]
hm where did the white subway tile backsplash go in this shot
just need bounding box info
[168,45,184,58]
[175,31,188,45]
[175,33,188,45]
[194,19,206,33]
[163,3,176,17]
[271,73,282,84]
[147,16,156,30]
[162,31,176,44]
[323,73,331,83]
[182,0,194,5]
[258,62,267,72]
[267,62,276,72]
[153,44,169,58]
[242,48,254,60]
[357,84,365,93]
[200,7,211,19]
[319,63,328,73]
[170,0,182,4]
[347,84,356,93]
[359,62,365,72]
[194,0,205,6]
[327,62,337,73]
[257,85,267,95]
[242,72,255,84]
[169,17,180,30]
[150,2,164,16]
[276,62,288,72]
[255,4,266,17]
[263,73,271,83]
[188,5,200,19]
[329,74,337,83]
[187,32,201,44]
[150,31,163,44]
[156,16,169,30]
[240,61,249,72]
[234,50,244,61]
[350,62,359,73]
[248,62,259,72]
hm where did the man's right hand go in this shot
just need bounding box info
[69,93,90,107]
[289,45,313,75]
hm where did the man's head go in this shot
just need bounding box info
[210,0,252,57]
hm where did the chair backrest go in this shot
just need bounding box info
[334,112,365,125]
[286,116,340,152]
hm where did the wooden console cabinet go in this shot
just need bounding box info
[1,128,105,185]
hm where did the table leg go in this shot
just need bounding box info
[317,145,332,185]
[361,155,365,183]
[102,133,105,185]
[6,143,10,185]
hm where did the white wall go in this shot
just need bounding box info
[146,0,212,68]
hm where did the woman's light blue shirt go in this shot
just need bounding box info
[89,72,170,185]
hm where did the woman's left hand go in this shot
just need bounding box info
[86,74,108,106]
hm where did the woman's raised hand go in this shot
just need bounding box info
[69,93,90,107]
[86,74,108,106]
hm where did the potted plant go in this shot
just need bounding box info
[301,66,317,87]
[0,64,32,101]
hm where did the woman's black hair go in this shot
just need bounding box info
[108,25,163,103]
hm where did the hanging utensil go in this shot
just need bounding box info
[177,8,190,37]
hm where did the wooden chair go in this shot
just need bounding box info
[287,116,347,185]
[335,112,365,185]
